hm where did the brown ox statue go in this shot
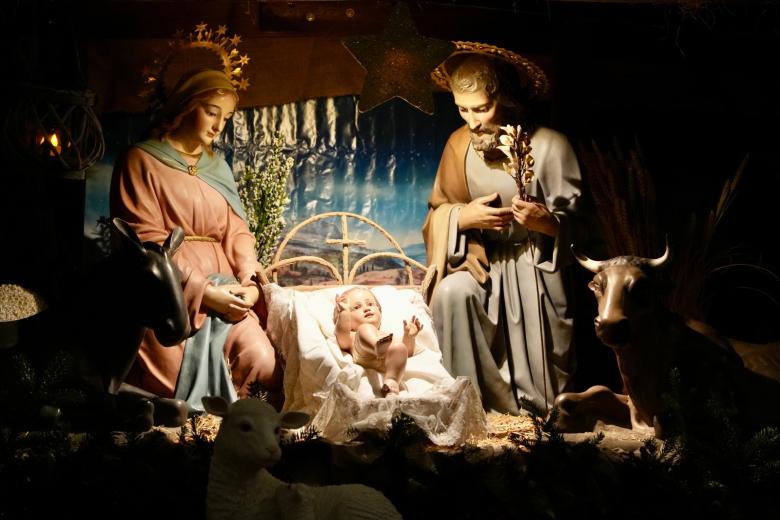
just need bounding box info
[553,245,780,439]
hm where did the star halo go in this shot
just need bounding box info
[140,23,251,111]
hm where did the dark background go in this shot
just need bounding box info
[3,0,779,392]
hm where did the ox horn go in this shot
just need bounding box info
[645,239,670,269]
[570,244,605,273]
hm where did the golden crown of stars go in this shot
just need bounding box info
[140,23,251,109]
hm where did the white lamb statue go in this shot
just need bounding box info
[202,396,403,520]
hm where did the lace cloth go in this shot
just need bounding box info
[312,376,488,446]
[263,283,487,445]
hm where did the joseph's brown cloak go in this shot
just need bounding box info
[422,126,489,302]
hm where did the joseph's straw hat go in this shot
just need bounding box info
[432,41,550,100]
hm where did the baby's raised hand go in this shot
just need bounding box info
[402,316,421,356]
[403,316,422,338]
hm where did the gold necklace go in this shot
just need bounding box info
[173,147,202,158]
[178,150,200,176]
[166,141,202,175]
[166,139,203,157]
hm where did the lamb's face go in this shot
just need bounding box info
[216,400,282,470]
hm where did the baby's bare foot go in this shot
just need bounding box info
[381,379,400,396]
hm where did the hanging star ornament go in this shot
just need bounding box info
[342,2,455,114]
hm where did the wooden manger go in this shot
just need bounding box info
[257,211,435,293]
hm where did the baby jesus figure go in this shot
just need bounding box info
[333,287,422,396]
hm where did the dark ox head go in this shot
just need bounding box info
[113,218,190,345]
[572,244,670,348]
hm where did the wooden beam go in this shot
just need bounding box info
[84,36,366,112]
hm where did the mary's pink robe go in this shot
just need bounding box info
[110,146,277,398]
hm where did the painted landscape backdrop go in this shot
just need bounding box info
[84,95,463,280]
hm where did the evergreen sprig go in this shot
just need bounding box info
[237,135,294,267]
[246,379,270,401]
[282,424,321,445]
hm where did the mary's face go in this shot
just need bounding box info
[181,92,237,147]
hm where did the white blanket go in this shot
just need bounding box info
[263,283,487,445]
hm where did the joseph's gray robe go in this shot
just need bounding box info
[424,126,582,414]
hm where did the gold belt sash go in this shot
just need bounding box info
[184,235,218,242]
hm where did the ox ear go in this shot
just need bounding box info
[570,244,604,273]
[112,218,146,257]
[280,411,310,430]
[163,226,185,257]
[202,395,231,418]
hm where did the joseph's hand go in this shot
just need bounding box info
[511,195,559,237]
[458,193,514,232]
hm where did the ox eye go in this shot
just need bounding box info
[239,420,252,433]
[274,427,280,435]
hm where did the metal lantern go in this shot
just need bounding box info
[5,84,105,173]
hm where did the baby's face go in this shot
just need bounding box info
[341,289,382,330]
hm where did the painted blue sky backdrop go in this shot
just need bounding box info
[85,94,463,264]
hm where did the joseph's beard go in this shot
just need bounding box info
[469,127,500,152]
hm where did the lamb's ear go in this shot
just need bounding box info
[280,411,310,429]
[202,396,230,417]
